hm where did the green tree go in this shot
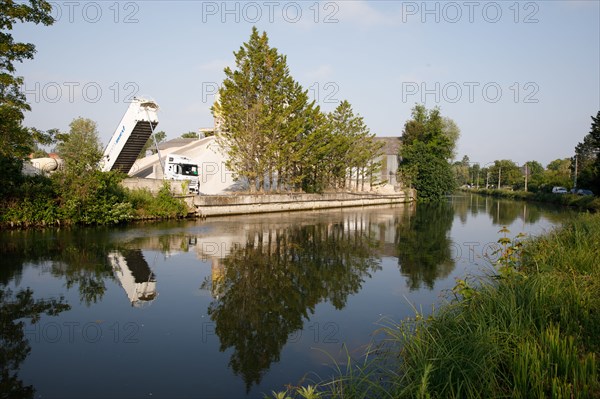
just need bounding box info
[181,131,199,139]
[544,158,572,189]
[521,160,545,191]
[55,117,103,173]
[442,117,461,160]
[214,27,315,192]
[297,106,331,193]
[138,130,166,159]
[0,0,55,195]
[53,118,132,224]
[573,111,600,192]
[470,162,482,188]
[488,159,522,189]
[324,100,382,191]
[399,105,458,201]
[453,155,470,186]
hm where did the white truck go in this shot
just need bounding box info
[101,97,201,194]
[164,154,200,194]
[101,97,160,174]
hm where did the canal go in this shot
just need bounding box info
[0,194,574,398]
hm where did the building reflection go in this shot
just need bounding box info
[108,250,157,307]
[101,203,462,389]
[202,211,386,390]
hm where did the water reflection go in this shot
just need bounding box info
[395,201,455,290]
[0,196,574,397]
[204,217,382,390]
[108,250,157,307]
[0,288,70,398]
[1,229,116,305]
[451,193,568,227]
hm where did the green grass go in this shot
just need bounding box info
[271,214,600,398]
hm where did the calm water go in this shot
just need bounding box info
[1,194,574,398]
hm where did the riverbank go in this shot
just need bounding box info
[463,188,600,212]
[0,173,415,228]
[272,213,600,398]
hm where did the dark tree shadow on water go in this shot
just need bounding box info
[204,220,381,392]
[395,201,456,290]
[0,287,70,399]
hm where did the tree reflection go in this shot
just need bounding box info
[0,229,116,305]
[485,198,542,226]
[205,221,381,391]
[451,194,544,227]
[395,201,455,290]
[0,288,70,398]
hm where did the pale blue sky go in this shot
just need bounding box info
[13,0,600,167]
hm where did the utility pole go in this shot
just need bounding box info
[476,166,480,190]
[573,154,578,190]
[524,163,528,192]
[486,171,490,189]
[498,167,501,190]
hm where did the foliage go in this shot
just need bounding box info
[573,111,600,193]
[55,117,103,173]
[216,27,312,191]
[441,116,460,160]
[519,160,545,191]
[283,213,600,398]
[401,140,455,201]
[544,158,573,189]
[138,130,166,158]
[395,200,455,290]
[452,155,471,186]
[0,0,55,194]
[126,183,188,219]
[399,105,458,201]
[181,131,199,139]
[319,100,382,191]
[215,27,382,193]
[486,159,522,188]
[1,171,189,227]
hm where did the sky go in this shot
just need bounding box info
[12,0,600,168]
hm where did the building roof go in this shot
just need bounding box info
[157,138,197,151]
[374,137,402,155]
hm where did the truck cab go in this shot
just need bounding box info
[164,154,200,194]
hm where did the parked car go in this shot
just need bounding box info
[576,189,594,196]
[552,186,568,194]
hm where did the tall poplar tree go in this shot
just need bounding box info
[214,27,315,192]
[326,100,382,190]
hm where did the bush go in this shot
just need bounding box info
[125,183,188,219]
[1,170,190,228]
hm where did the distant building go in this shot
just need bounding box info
[373,137,402,186]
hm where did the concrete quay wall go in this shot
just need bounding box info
[190,191,415,217]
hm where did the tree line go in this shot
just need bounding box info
[452,111,600,194]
